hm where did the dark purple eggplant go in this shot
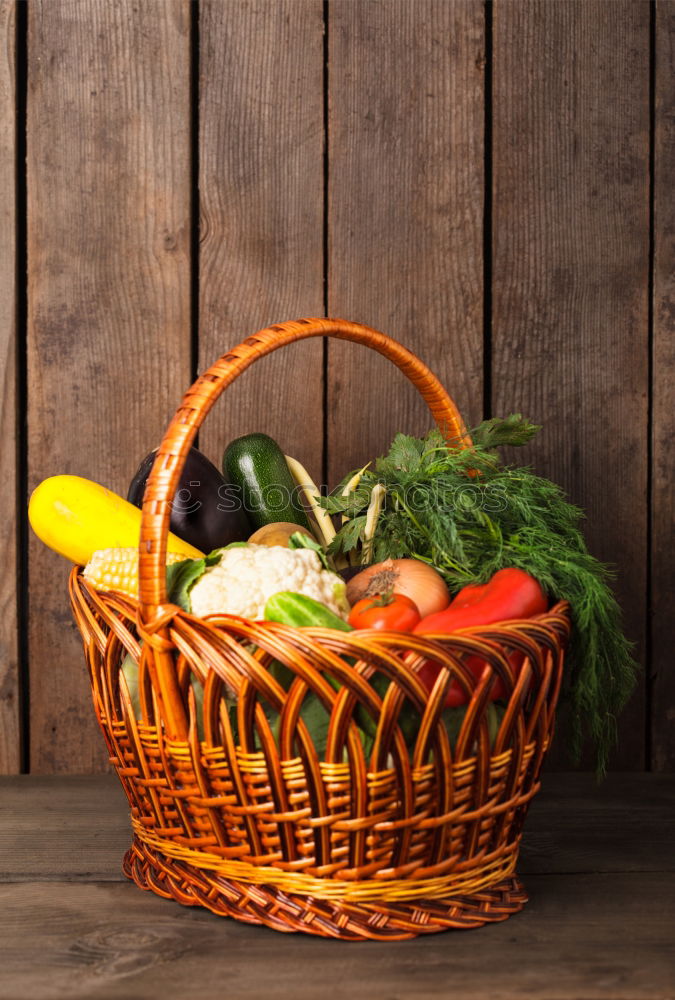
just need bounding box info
[128,447,249,553]
[337,564,373,582]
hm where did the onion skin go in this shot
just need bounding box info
[345,558,450,618]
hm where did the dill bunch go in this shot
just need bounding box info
[323,416,638,775]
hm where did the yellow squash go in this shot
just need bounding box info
[28,475,203,565]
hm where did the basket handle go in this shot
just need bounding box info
[139,318,471,617]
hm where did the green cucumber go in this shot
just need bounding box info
[223,433,311,533]
[263,592,380,742]
[264,592,352,631]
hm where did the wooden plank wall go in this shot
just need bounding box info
[327,0,485,471]
[491,0,651,769]
[27,0,192,772]
[0,0,671,774]
[198,0,325,473]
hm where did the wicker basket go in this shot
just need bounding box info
[70,318,570,941]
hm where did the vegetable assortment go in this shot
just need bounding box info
[29,411,637,771]
[321,417,637,771]
[168,542,348,621]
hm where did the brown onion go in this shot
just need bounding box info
[346,558,450,618]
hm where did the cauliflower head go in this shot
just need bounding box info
[189,544,348,620]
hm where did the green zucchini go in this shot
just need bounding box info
[223,433,311,533]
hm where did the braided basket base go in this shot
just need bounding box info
[122,838,527,941]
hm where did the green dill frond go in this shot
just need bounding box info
[323,417,639,775]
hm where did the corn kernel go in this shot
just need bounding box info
[83,547,187,600]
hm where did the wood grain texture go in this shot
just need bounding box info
[491,0,650,770]
[199,0,325,477]
[652,1,675,771]
[27,0,192,772]
[326,0,485,485]
[519,771,675,875]
[1,874,674,999]
[0,774,129,880]
[0,1,19,773]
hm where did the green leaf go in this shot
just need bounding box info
[166,550,221,612]
[319,489,372,516]
[299,691,331,758]
[471,414,541,450]
[268,659,295,690]
[327,515,367,557]
[376,433,425,474]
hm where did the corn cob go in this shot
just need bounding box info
[83,547,188,600]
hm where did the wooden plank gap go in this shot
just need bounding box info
[15,0,28,774]
[483,0,493,422]
[190,0,200,389]
[646,0,656,772]
[188,0,200,460]
[651,0,675,771]
[321,0,330,490]
[0,0,21,774]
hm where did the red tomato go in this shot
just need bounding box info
[348,592,421,632]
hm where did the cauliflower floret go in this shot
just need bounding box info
[189,544,348,620]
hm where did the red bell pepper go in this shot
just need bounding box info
[413,568,548,706]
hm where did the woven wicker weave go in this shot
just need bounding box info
[70,318,570,940]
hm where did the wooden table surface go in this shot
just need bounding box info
[1,772,673,1000]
